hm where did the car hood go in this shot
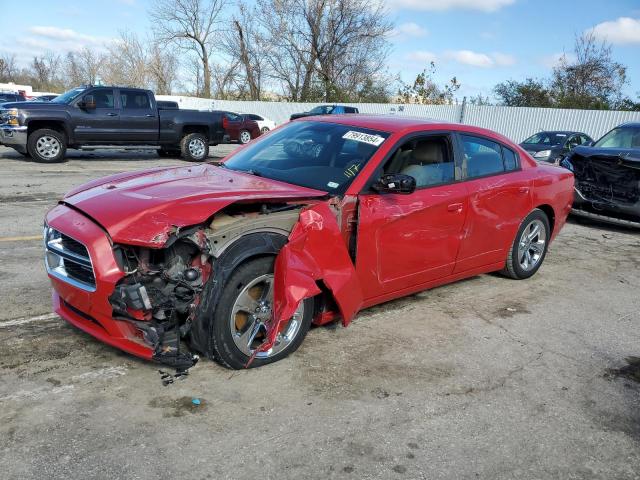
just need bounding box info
[571,145,640,159]
[61,164,327,247]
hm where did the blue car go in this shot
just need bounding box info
[290,104,359,121]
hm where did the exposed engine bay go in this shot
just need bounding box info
[106,203,312,370]
[564,152,640,224]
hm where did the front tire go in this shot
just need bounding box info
[239,129,252,144]
[180,132,209,162]
[208,256,313,369]
[502,209,550,279]
[27,128,67,163]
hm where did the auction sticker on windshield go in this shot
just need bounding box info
[343,131,385,146]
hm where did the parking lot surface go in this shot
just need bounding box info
[0,145,639,479]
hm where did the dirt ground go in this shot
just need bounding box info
[0,145,639,480]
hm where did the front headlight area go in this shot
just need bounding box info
[533,149,552,160]
[0,108,20,126]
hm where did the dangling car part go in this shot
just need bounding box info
[44,116,574,369]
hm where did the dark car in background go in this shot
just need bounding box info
[520,131,593,164]
[0,92,26,104]
[221,111,261,144]
[290,104,359,121]
[561,122,640,227]
[32,95,58,102]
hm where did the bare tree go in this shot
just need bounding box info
[103,31,148,87]
[30,52,63,91]
[147,43,179,95]
[0,53,18,82]
[150,0,223,98]
[257,0,392,102]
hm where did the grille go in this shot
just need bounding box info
[44,226,96,291]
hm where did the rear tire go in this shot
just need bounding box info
[208,256,313,369]
[502,208,550,279]
[261,127,270,134]
[239,129,252,144]
[180,132,209,162]
[27,128,67,163]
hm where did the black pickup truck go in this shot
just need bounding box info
[0,86,224,162]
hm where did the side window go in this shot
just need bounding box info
[225,112,240,121]
[93,89,114,108]
[501,146,518,172]
[580,134,591,145]
[120,90,151,110]
[345,107,357,113]
[567,135,580,149]
[383,135,455,188]
[461,135,513,178]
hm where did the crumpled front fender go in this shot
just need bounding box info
[257,203,363,355]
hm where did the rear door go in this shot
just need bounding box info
[223,112,242,140]
[72,88,120,144]
[117,89,158,143]
[453,133,532,273]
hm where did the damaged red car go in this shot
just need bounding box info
[44,116,574,369]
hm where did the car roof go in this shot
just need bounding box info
[531,130,584,135]
[619,122,640,128]
[298,114,513,139]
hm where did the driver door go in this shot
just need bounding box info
[72,89,120,144]
[355,133,469,301]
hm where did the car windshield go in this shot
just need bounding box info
[223,121,389,193]
[522,132,567,146]
[309,105,334,115]
[594,126,640,149]
[51,87,86,104]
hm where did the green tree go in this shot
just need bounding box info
[398,63,460,105]
[494,78,552,107]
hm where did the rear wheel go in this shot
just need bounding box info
[208,256,313,369]
[239,129,252,144]
[261,126,270,134]
[27,128,67,163]
[180,132,209,162]
[502,209,550,279]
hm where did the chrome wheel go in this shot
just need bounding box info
[36,136,61,159]
[517,219,546,271]
[229,273,304,358]
[239,130,252,144]
[261,127,270,134]
[188,137,206,158]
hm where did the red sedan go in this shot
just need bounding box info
[222,111,261,144]
[44,116,574,369]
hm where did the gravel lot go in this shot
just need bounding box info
[0,145,639,480]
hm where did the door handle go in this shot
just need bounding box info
[145,114,154,117]
[447,203,463,212]
[106,112,117,117]
[518,186,530,194]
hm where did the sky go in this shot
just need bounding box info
[2,0,640,100]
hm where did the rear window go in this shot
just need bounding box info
[461,135,520,178]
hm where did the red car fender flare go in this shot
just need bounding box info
[255,203,363,358]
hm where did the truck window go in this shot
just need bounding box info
[94,90,115,108]
[120,90,151,110]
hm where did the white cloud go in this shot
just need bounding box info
[393,22,428,38]
[387,0,515,12]
[492,52,516,66]
[28,26,103,45]
[444,50,515,68]
[405,50,438,64]
[590,17,640,44]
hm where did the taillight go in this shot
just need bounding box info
[222,117,228,129]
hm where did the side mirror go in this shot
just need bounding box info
[79,94,96,110]
[373,173,416,195]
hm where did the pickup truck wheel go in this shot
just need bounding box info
[239,130,252,144]
[27,129,67,163]
[501,209,550,280]
[180,133,209,162]
[208,256,314,369]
